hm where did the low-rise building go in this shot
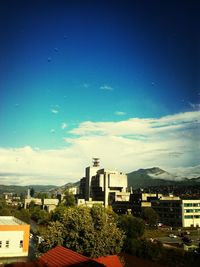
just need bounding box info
[24,197,59,212]
[151,196,182,226]
[43,198,59,212]
[77,198,104,207]
[24,198,42,209]
[182,199,200,227]
[131,192,163,216]
[151,197,200,227]
[0,216,30,258]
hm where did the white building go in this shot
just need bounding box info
[182,199,200,227]
[0,216,30,258]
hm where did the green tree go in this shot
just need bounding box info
[37,192,48,199]
[119,214,145,239]
[28,200,36,211]
[38,206,124,258]
[30,188,35,197]
[141,207,159,228]
[0,207,12,216]
[51,204,67,222]
[13,209,31,223]
[31,206,50,225]
[90,205,124,257]
[38,221,65,253]
[119,214,145,253]
[64,189,76,206]
[0,199,18,216]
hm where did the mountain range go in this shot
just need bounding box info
[1,167,200,194]
[127,167,200,189]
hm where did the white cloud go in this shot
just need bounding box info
[50,105,60,114]
[61,122,68,129]
[50,109,59,114]
[171,165,200,179]
[115,111,126,116]
[69,111,200,137]
[0,111,199,186]
[100,85,114,91]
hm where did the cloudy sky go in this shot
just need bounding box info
[0,0,199,185]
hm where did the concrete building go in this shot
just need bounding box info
[79,158,130,207]
[85,158,101,200]
[0,216,30,258]
[91,168,129,207]
[79,159,129,207]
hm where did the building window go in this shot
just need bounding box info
[184,203,193,207]
[185,209,194,213]
[5,241,9,248]
[184,215,193,219]
[19,240,23,248]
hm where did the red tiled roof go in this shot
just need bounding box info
[39,246,104,267]
[94,255,123,267]
[5,246,123,267]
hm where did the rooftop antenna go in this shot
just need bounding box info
[93,158,100,167]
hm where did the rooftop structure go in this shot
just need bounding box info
[92,157,100,167]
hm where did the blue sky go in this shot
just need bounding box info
[0,0,199,185]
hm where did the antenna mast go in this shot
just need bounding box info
[93,158,100,167]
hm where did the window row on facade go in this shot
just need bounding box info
[0,240,23,248]
[184,209,200,213]
[184,215,200,219]
[184,203,200,207]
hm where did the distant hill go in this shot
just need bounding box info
[50,181,80,194]
[127,167,200,189]
[0,184,58,195]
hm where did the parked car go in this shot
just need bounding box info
[169,234,177,238]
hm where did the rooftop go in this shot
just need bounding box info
[0,216,26,226]
[39,246,105,267]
